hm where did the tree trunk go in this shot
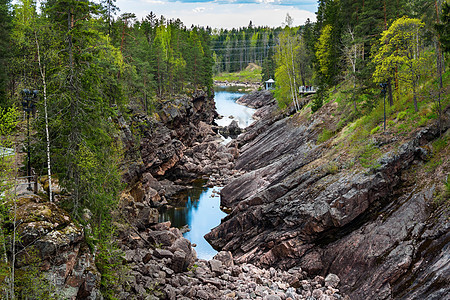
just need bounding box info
[387,78,393,106]
[35,32,53,201]
[288,35,299,111]
[413,77,418,112]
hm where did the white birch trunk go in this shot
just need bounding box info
[35,32,53,202]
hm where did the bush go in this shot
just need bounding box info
[370,126,380,135]
[317,128,335,143]
[358,143,382,169]
[311,96,323,113]
[325,162,339,174]
[397,111,407,121]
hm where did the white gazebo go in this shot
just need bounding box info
[265,79,275,90]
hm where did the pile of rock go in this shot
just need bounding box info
[218,120,243,138]
[118,222,346,300]
[121,91,244,202]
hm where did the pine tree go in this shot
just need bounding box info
[0,0,11,107]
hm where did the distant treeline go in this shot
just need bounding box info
[210,24,283,75]
[111,12,214,101]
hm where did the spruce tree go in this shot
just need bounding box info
[0,0,11,107]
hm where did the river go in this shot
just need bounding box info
[158,86,255,260]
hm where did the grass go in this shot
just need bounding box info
[317,128,335,143]
[357,143,382,170]
[316,62,450,172]
[425,134,449,172]
[214,63,262,83]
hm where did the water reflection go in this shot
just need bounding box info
[158,180,227,260]
[158,88,256,260]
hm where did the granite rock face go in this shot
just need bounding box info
[15,195,101,299]
[121,91,242,199]
[236,90,275,109]
[205,97,450,300]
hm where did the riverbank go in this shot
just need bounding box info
[206,89,450,299]
[113,89,349,299]
[214,80,261,92]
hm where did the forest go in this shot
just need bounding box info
[0,0,215,296]
[0,0,449,298]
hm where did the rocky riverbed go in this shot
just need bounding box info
[206,91,450,300]
[12,89,448,299]
[114,89,349,299]
[117,221,346,300]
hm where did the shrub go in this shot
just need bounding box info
[370,126,380,135]
[317,128,335,143]
[311,96,323,113]
[358,143,382,169]
[397,111,407,121]
[325,162,339,174]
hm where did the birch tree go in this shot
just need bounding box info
[372,17,426,112]
[34,31,52,201]
[274,15,301,111]
[342,26,363,112]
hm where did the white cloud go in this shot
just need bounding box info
[193,7,206,12]
[142,0,165,5]
[117,1,315,28]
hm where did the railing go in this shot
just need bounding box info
[1,174,39,194]
[299,86,316,94]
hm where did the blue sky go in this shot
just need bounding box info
[115,0,317,29]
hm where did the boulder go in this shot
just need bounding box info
[14,195,100,299]
[325,274,340,288]
[213,251,234,267]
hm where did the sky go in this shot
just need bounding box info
[115,0,318,29]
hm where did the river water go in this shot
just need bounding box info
[214,86,256,128]
[158,86,255,260]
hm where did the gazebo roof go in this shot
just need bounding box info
[265,79,275,83]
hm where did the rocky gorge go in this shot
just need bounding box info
[10,88,449,299]
[206,91,450,300]
[114,89,348,299]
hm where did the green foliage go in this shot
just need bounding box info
[0,0,11,107]
[357,143,382,170]
[372,17,427,112]
[13,248,60,299]
[396,111,407,121]
[432,135,449,154]
[315,24,334,82]
[0,106,18,139]
[93,223,126,299]
[211,26,282,74]
[261,45,275,83]
[274,21,313,110]
[317,128,335,143]
[435,1,450,53]
[311,90,324,113]
[214,64,262,83]
[370,126,380,135]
